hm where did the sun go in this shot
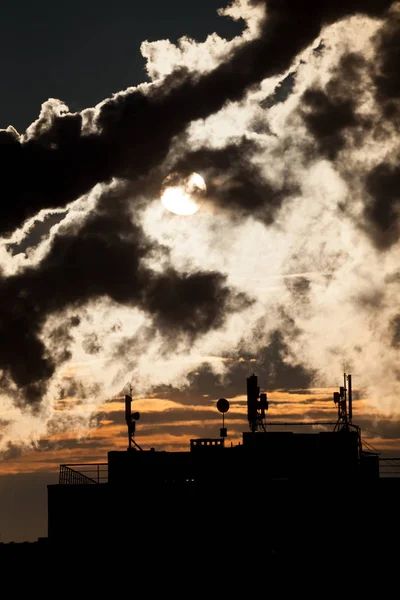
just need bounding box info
[161,172,206,215]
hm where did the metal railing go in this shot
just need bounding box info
[57,457,400,484]
[379,458,400,477]
[59,463,108,484]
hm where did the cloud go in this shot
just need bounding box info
[0,1,392,236]
[141,0,265,82]
[151,329,314,407]
[364,162,400,249]
[170,138,298,224]
[373,5,400,121]
[0,0,399,452]
[0,182,251,410]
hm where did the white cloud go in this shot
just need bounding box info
[140,0,265,82]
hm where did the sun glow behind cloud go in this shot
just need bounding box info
[161,172,206,215]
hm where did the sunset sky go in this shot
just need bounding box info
[1,0,400,542]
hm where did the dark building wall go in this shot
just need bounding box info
[47,430,392,555]
[47,483,110,545]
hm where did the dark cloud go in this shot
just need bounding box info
[0,1,392,236]
[355,417,400,443]
[143,268,249,338]
[390,314,400,348]
[111,325,157,376]
[129,421,243,441]
[373,8,400,123]
[151,363,226,406]
[57,377,101,403]
[300,53,368,160]
[82,333,102,355]
[384,271,400,285]
[294,27,400,250]
[172,139,296,223]
[354,287,385,311]
[104,407,245,428]
[0,187,250,406]
[285,276,310,297]
[221,328,316,393]
[46,315,81,366]
[301,89,359,160]
[152,328,315,406]
[301,395,339,405]
[0,0,395,405]
[2,436,103,459]
[364,162,400,249]
[124,409,340,440]
[357,12,400,248]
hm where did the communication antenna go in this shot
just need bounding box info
[247,374,268,432]
[348,374,353,422]
[333,372,363,459]
[125,386,143,451]
[217,397,230,443]
[333,373,350,431]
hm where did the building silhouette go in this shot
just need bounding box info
[45,373,400,569]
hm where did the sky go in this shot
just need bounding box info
[0,0,400,542]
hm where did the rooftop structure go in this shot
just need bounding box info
[46,373,400,565]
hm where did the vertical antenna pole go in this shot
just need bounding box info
[348,374,352,422]
[125,392,132,450]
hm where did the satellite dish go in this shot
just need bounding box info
[217,398,230,414]
[132,412,140,421]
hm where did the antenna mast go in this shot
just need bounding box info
[125,386,143,451]
[333,372,351,431]
[246,374,268,432]
[333,372,362,456]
